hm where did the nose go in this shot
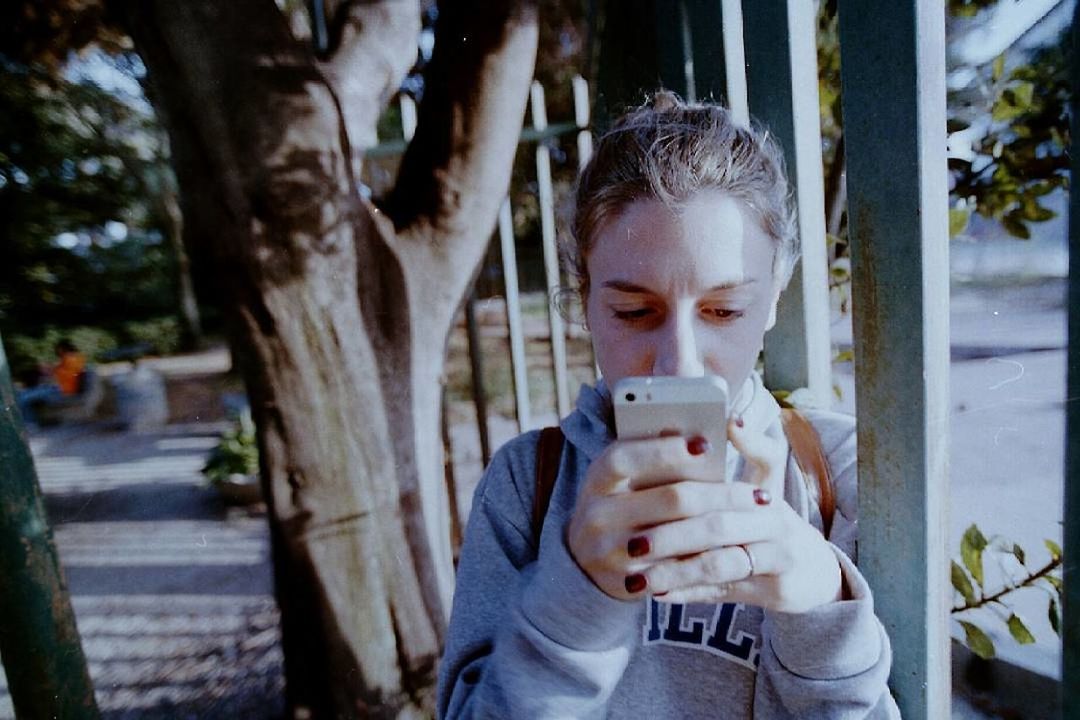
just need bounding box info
[651,310,706,377]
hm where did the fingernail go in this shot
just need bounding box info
[735,417,745,428]
[753,488,772,505]
[687,437,710,456]
[627,536,650,557]
[624,573,648,594]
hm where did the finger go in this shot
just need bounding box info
[586,435,723,497]
[633,509,781,562]
[727,418,786,491]
[646,542,777,594]
[617,480,773,529]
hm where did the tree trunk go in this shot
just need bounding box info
[160,181,203,349]
[116,0,537,715]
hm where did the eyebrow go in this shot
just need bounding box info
[599,279,758,293]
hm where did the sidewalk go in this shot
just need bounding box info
[0,421,284,719]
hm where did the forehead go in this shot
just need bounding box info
[587,190,775,291]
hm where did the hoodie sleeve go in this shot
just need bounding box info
[752,413,901,718]
[437,435,640,720]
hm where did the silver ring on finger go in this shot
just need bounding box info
[739,544,757,578]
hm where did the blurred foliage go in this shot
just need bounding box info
[0,1,123,70]
[951,523,1063,660]
[818,0,1070,249]
[0,52,193,368]
[202,420,260,486]
[948,36,1070,240]
[5,316,183,383]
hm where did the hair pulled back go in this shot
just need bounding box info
[566,91,799,301]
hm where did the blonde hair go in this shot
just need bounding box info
[565,91,799,302]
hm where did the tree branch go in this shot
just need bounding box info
[952,557,1062,614]
[382,0,538,277]
[319,0,420,153]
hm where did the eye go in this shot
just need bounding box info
[700,307,744,322]
[611,307,657,322]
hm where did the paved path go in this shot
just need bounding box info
[0,422,283,719]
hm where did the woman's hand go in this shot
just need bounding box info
[566,419,842,612]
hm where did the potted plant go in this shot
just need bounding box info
[202,417,262,505]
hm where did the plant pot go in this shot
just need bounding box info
[216,473,263,505]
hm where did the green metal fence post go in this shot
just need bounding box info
[0,335,99,719]
[837,0,951,717]
[742,0,832,406]
[1063,2,1080,711]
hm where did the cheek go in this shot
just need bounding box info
[591,324,654,378]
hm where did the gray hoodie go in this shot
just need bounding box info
[438,375,899,718]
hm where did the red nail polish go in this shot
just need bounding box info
[687,437,710,456]
[753,488,772,505]
[624,573,648,594]
[735,417,745,428]
[627,536,650,557]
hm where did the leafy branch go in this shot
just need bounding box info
[950,523,1063,659]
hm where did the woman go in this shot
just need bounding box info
[438,94,898,718]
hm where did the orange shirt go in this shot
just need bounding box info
[53,352,86,395]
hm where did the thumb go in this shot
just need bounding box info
[728,417,786,496]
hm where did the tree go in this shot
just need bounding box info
[3,0,539,715]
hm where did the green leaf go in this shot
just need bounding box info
[1012,544,1026,566]
[992,54,1005,82]
[1044,575,1063,594]
[1007,614,1035,645]
[949,208,971,237]
[1045,539,1062,561]
[959,620,995,659]
[961,524,988,589]
[1049,599,1061,636]
[1001,213,1031,239]
[834,349,854,364]
[1021,198,1055,222]
[952,560,976,605]
[1011,82,1035,108]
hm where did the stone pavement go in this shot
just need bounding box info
[0,421,284,719]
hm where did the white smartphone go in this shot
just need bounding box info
[612,375,729,481]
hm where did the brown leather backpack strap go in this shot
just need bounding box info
[532,426,566,540]
[780,408,836,538]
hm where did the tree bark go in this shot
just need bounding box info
[115,0,537,715]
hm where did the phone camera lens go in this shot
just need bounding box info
[625,393,636,402]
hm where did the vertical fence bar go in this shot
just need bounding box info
[685,0,726,103]
[399,94,418,141]
[654,0,693,99]
[1063,4,1080,708]
[572,75,601,383]
[573,75,593,170]
[0,338,100,719]
[464,293,492,467]
[498,199,532,432]
[742,0,832,405]
[441,385,464,558]
[719,0,749,125]
[683,0,748,121]
[837,1,950,717]
[530,81,572,418]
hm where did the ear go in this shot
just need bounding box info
[764,285,782,331]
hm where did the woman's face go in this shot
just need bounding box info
[584,189,781,395]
